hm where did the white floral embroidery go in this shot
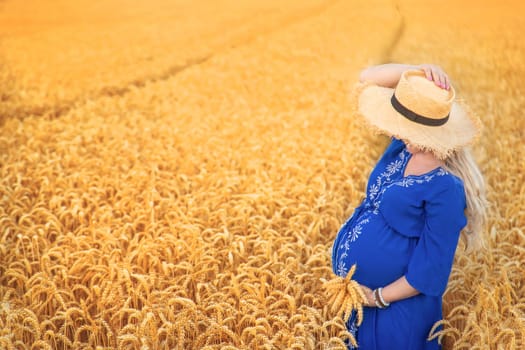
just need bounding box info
[348,327,358,349]
[368,151,407,204]
[369,154,407,213]
[395,167,447,188]
[368,183,379,199]
[336,215,370,275]
[350,217,370,242]
[336,260,347,276]
[335,151,409,275]
[336,239,352,275]
[385,158,404,176]
[335,148,448,276]
[346,311,359,350]
[396,177,415,188]
[369,150,447,213]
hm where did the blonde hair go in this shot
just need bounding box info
[443,147,488,251]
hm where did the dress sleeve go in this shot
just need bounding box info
[405,177,467,297]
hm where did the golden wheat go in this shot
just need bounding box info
[1,0,524,349]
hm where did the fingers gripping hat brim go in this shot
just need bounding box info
[356,83,481,159]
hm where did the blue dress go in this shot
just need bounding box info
[331,138,467,350]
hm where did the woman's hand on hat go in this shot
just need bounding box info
[418,64,450,90]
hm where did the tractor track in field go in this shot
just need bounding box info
[379,0,405,63]
[1,0,341,123]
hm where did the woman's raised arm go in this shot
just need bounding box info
[359,63,450,90]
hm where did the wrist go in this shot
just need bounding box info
[365,289,375,306]
[373,288,390,308]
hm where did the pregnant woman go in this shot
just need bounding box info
[332,63,487,349]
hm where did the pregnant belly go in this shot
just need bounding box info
[336,212,418,289]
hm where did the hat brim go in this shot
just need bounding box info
[357,84,481,159]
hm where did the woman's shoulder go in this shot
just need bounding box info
[425,170,466,206]
[432,169,464,189]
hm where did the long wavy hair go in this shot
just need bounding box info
[443,147,489,251]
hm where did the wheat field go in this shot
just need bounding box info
[0,0,524,349]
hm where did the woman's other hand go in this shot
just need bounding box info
[360,284,377,307]
[417,64,450,90]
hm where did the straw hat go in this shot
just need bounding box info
[356,69,481,159]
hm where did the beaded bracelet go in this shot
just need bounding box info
[372,289,383,308]
[373,288,390,308]
[377,287,390,307]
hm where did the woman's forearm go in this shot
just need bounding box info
[359,63,419,88]
[381,275,420,303]
[361,275,420,307]
[359,63,451,90]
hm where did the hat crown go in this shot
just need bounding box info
[394,70,456,120]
